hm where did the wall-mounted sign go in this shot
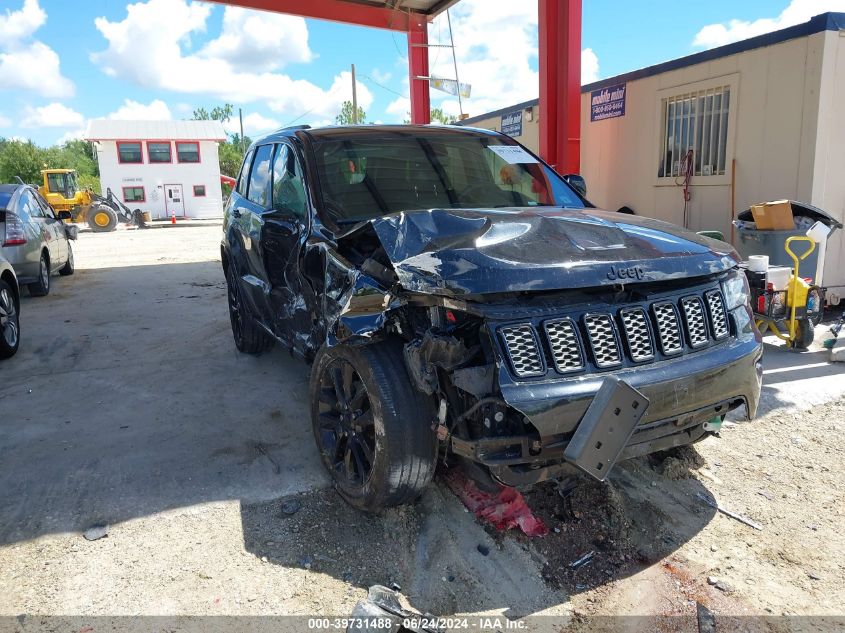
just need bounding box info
[500,110,523,137]
[590,83,626,122]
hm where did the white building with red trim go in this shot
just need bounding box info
[84,119,227,220]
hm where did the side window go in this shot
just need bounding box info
[247,144,273,207]
[34,193,55,218]
[271,144,308,218]
[18,191,44,219]
[236,149,254,197]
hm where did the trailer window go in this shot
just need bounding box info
[193,185,206,196]
[176,142,200,163]
[147,142,172,163]
[123,186,145,203]
[659,85,730,178]
[118,142,143,164]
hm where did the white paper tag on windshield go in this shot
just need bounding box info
[487,145,539,164]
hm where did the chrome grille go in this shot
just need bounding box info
[500,325,545,377]
[583,314,622,368]
[681,297,709,348]
[620,308,654,362]
[705,291,729,340]
[545,319,584,373]
[653,302,683,354]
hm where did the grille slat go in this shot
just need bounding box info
[653,302,684,355]
[681,297,709,348]
[584,314,622,368]
[705,291,730,339]
[545,319,585,373]
[620,308,655,362]
[499,288,733,378]
[500,325,545,377]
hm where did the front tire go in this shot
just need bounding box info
[310,340,437,511]
[89,207,117,232]
[28,253,50,297]
[0,280,20,359]
[224,260,274,354]
[59,242,75,276]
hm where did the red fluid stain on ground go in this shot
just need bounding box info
[444,468,549,537]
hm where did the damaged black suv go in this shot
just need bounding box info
[222,125,762,510]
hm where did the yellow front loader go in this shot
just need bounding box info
[38,169,138,232]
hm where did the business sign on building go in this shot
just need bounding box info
[590,83,626,122]
[500,110,523,137]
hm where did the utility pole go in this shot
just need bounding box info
[351,63,359,124]
[239,107,245,153]
[446,9,464,118]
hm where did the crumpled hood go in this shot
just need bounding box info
[349,207,739,297]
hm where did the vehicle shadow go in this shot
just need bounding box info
[238,453,721,618]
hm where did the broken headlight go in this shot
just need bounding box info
[722,269,750,310]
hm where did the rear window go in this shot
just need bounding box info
[0,192,11,209]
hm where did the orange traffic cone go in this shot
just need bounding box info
[171,212,176,225]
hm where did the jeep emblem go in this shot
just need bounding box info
[607,265,645,281]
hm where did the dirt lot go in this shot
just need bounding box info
[1,224,844,630]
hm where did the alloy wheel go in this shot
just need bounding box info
[226,268,244,344]
[0,288,18,348]
[317,359,376,486]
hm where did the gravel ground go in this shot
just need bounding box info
[1,223,844,631]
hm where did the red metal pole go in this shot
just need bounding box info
[408,15,431,125]
[539,0,581,174]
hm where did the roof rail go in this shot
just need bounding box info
[280,125,311,132]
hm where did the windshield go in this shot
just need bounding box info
[312,133,585,223]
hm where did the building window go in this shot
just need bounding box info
[117,142,143,164]
[176,141,200,163]
[659,86,730,178]
[147,142,172,163]
[193,185,206,196]
[123,186,145,202]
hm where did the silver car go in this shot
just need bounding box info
[0,184,76,296]
[0,250,19,358]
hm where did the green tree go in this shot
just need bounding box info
[193,104,234,123]
[430,107,457,124]
[335,101,367,125]
[0,139,46,185]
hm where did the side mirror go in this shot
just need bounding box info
[563,174,587,197]
[57,210,72,221]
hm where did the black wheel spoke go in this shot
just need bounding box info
[341,363,355,400]
[318,387,336,405]
[318,411,341,429]
[349,382,367,410]
[331,367,348,408]
[351,435,374,470]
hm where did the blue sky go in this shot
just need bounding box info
[0,0,840,145]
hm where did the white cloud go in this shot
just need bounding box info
[200,6,313,72]
[0,114,11,127]
[21,102,84,128]
[0,0,44,41]
[56,128,85,145]
[582,48,599,84]
[107,98,172,120]
[387,97,411,120]
[693,0,845,48]
[223,112,281,136]
[0,0,74,97]
[91,0,370,122]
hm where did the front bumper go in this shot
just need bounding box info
[451,331,762,486]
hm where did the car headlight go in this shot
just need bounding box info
[722,269,750,310]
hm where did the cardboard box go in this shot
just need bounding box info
[751,200,794,230]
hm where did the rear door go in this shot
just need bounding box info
[20,190,56,265]
[265,142,311,349]
[229,143,275,325]
[34,191,67,267]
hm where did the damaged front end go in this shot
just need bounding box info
[315,209,762,490]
